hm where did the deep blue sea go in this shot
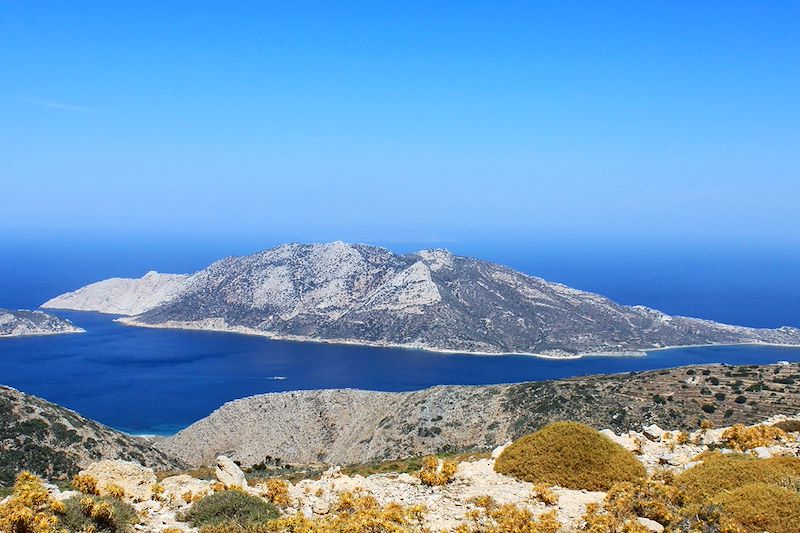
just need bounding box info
[1,234,799,435]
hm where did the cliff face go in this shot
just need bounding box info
[0,309,84,337]
[158,363,800,467]
[42,242,800,356]
[0,386,183,485]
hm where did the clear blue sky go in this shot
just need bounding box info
[1,1,798,246]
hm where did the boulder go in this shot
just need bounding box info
[215,455,247,489]
[79,460,156,502]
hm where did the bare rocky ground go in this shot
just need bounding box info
[17,413,799,532]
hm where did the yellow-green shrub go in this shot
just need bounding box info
[675,453,800,504]
[418,456,457,487]
[224,490,428,533]
[263,478,290,507]
[712,482,800,533]
[720,423,793,451]
[531,483,558,505]
[71,473,99,495]
[0,472,61,533]
[495,422,645,491]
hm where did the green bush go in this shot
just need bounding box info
[494,421,645,491]
[58,494,137,533]
[180,490,278,528]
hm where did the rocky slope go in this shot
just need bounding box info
[42,271,190,316]
[0,309,84,337]
[0,386,184,486]
[19,414,800,533]
[159,362,800,467]
[42,242,800,356]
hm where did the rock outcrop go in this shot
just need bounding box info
[42,242,800,356]
[0,309,83,337]
[79,460,158,502]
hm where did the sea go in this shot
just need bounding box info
[1,233,799,435]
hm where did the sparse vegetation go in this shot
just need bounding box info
[494,422,645,490]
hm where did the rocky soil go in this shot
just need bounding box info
[14,414,799,533]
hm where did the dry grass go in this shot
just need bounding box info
[495,422,645,491]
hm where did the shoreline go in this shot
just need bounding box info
[115,316,800,359]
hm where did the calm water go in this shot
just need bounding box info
[1,235,799,434]
[1,311,799,435]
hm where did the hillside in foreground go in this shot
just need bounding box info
[0,386,183,486]
[43,241,800,356]
[159,362,800,467]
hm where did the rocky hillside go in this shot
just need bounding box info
[43,242,800,356]
[0,309,84,337]
[159,362,800,467]
[0,386,184,486]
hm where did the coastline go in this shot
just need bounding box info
[115,316,800,359]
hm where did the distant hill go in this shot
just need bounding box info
[44,241,800,356]
[158,362,800,467]
[0,386,183,486]
[0,309,84,338]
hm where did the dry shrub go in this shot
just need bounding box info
[720,423,793,451]
[263,478,290,507]
[418,456,457,487]
[151,483,165,501]
[457,504,561,533]
[105,483,126,500]
[675,453,800,504]
[675,431,689,445]
[604,479,684,525]
[71,473,99,495]
[531,483,558,505]
[712,482,800,533]
[495,422,645,491]
[229,490,428,533]
[579,502,648,533]
[0,471,61,533]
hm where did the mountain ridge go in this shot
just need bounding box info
[43,241,800,357]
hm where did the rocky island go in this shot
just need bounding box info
[43,242,800,357]
[0,309,84,338]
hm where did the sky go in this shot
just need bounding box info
[1,1,799,247]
